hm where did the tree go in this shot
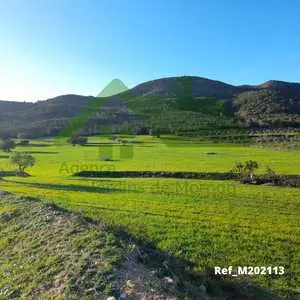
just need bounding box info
[67,135,88,146]
[10,152,35,175]
[135,126,150,135]
[0,138,16,152]
[152,127,161,138]
[18,140,30,146]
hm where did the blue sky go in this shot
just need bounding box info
[0,0,299,101]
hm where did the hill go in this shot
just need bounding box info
[0,76,299,138]
[234,88,300,127]
[129,76,241,98]
[0,95,95,138]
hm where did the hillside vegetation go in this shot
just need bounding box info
[234,89,300,127]
[1,76,299,138]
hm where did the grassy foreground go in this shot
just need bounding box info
[1,192,282,300]
[0,135,299,298]
[0,192,126,299]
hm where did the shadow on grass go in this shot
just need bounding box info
[0,155,9,159]
[84,144,153,148]
[21,143,51,147]
[67,178,116,183]
[84,143,121,147]
[0,171,30,177]
[112,227,284,300]
[23,151,59,154]
[74,170,237,180]
[3,179,140,194]
[85,142,152,147]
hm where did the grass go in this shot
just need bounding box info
[0,193,125,299]
[0,135,299,298]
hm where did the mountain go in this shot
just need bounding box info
[0,76,299,138]
[97,79,128,97]
[257,80,300,98]
[0,95,95,138]
[234,86,300,127]
[129,76,241,98]
[129,76,300,99]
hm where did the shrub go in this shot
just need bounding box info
[118,139,128,144]
[68,135,88,146]
[135,127,150,135]
[151,127,161,138]
[264,166,277,184]
[232,160,259,180]
[18,140,30,146]
[109,136,118,141]
[101,156,114,161]
[0,139,16,152]
[232,162,245,177]
[265,166,276,177]
[244,160,259,179]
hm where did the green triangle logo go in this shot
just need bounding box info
[97,78,128,97]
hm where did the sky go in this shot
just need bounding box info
[0,0,300,101]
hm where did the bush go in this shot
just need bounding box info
[232,160,259,180]
[265,166,276,178]
[109,135,118,141]
[118,139,128,144]
[244,160,259,179]
[18,140,30,146]
[152,128,161,138]
[101,156,114,161]
[135,127,150,135]
[68,135,88,146]
[0,139,16,152]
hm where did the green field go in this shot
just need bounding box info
[0,135,299,297]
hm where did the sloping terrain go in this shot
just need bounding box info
[0,95,94,138]
[129,76,241,98]
[0,191,283,300]
[0,191,183,299]
[234,87,300,127]
[0,76,300,138]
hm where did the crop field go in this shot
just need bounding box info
[0,135,299,297]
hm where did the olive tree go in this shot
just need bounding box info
[10,152,35,175]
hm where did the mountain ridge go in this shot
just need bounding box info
[0,75,299,138]
[1,76,299,104]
